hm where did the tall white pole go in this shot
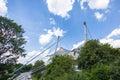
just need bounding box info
[54,36,60,56]
[83,21,87,42]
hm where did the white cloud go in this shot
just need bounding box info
[18,50,50,64]
[53,27,64,37]
[88,0,110,10]
[100,38,120,48]
[18,50,40,64]
[80,0,88,10]
[0,0,7,16]
[79,0,110,10]
[106,27,120,38]
[79,0,110,21]
[100,27,120,48]
[72,27,120,49]
[46,0,75,18]
[72,41,85,50]
[49,18,56,25]
[39,27,65,45]
[39,30,53,45]
[94,12,105,21]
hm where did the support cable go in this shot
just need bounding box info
[10,40,59,76]
[86,26,93,39]
[54,36,60,56]
[10,35,64,77]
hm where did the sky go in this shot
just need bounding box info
[0,0,120,64]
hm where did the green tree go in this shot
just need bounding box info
[78,40,101,70]
[32,60,45,80]
[77,40,120,80]
[0,63,33,80]
[78,40,120,70]
[44,55,74,80]
[0,16,26,64]
[21,64,33,72]
[86,65,120,80]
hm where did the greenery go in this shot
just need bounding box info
[77,40,120,80]
[32,60,45,80]
[0,17,120,80]
[78,40,120,70]
[0,39,120,80]
[0,16,26,63]
[42,55,75,80]
[0,63,33,80]
[0,16,26,79]
[87,65,120,80]
[31,40,120,80]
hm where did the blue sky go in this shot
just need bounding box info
[1,0,120,63]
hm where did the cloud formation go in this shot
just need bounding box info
[0,0,7,16]
[39,27,64,45]
[100,39,120,48]
[46,0,75,18]
[79,0,110,21]
[106,27,120,38]
[79,0,110,10]
[88,0,110,10]
[18,50,40,64]
[18,50,50,64]
[39,30,53,45]
[100,27,120,48]
[94,12,105,21]
[72,41,85,50]
[80,0,88,10]
[72,27,120,49]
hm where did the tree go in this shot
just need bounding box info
[32,60,45,80]
[78,40,120,70]
[21,64,33,72]
[77,40,120,80]
[44,55,74,80]
[0,16,26,64]
[78,40,100,70]
[86,64,120,80]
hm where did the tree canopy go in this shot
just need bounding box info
[0,16,26,64]
[32,60,45,80]
[77,40,120,80]
[78,40,120,70]
[30,40,120,80]
[43,55,74,80]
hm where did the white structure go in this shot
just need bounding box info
[68,48,80,60]
[56,47,80,60]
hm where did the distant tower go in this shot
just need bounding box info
[83,21,87,42]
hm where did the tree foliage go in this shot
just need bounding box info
[77,40,120,80]
[0,63,33,80]
[87,65,120,80]
[0,16,26,63]
[43,55,74,80]
[31,40,120,80]
[32,60,45,80]
[78,40,120,70]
